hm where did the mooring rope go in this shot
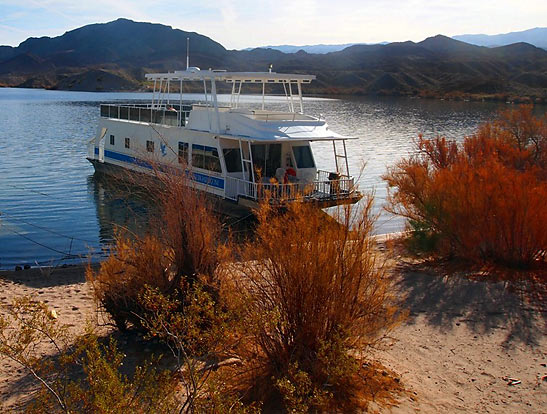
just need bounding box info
[0,210,96,244]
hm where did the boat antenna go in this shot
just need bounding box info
[186,37,190,70]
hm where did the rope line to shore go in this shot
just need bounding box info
[5,184,55,199]
[1,226,107,266]
[0,210,96,244]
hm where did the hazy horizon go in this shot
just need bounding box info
[1,1,546,49]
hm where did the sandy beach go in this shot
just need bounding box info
[1,260,545,413]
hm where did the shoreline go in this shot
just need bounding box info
[1,255,545,412]
[1,84,545,105]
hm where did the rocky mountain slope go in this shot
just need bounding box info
[1,19,546,101]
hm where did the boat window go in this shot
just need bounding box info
[192,144,221,173]
[146,140,154,153]
[251,143,281,177]
[178,142,189,164]
[292,146,315,168]
[110,135,115,146]
[223,148,242,172]
[125,138,130,149]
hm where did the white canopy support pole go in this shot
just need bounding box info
[248,140,255,184]
[158,79,164,107]
[343,139,349,177]
[288,82,294,112]
[283,81,291,112]
[203,79,211,130]
[238,139,255,184]
[211,79,221,133]
[152,79,157,108]
[333,141,339,173]
[167,79,170,105]
[262,81,265,110]
[297,82,304,113]
[203,79,208,105]
[163,78,168,106]
[230,81,235,108]
[238,139,246,180]
[236,81,242,108]
[179,79,183,125]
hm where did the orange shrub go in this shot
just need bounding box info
[87,170,224,331]
[229,199,400,411]
[384,106,547,268]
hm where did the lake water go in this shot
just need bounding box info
[0,87,508,269]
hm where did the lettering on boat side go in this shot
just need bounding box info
[94,148,225,189]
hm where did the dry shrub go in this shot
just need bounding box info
[87,168,224,332]
[149,169,225,287]
[228,198,400,411]
[0,297,178,414]
[87,234,174,330]
[384,105,547,268]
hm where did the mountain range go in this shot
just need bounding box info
[453,28,547,50]
[1,19,546,101]
[249,28,547,54]
[243,43,378,54]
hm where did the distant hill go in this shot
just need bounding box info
[243,43,387,54]
[1,19,546,101]
[453,28,547,50]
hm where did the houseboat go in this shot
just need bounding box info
[86,67,361,211]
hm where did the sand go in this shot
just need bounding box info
[0,261,545,413]
[377,261,546,413]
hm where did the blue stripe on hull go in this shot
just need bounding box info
[93,147,225,189]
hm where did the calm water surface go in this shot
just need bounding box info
[0,88,507,269]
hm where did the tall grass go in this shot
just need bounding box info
[384,105,547,268]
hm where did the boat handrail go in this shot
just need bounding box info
[241,110,317,122]
[100,103,192,127]
[224,171,356,203]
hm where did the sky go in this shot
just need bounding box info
[1,0,546,49]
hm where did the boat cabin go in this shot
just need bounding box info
[88,68,361,208]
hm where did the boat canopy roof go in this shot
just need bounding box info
[219,132,356,142]
[145,70,315,84]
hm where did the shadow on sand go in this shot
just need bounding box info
[395,260,546,348]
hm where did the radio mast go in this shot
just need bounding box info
[186,37,190,70]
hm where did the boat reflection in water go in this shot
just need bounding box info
[88,172,155,250]
[88,170,257,253]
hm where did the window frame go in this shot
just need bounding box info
[178,142,189,164]
[223,148,243,173]
[191,144,221,173]
[292,145,315,169]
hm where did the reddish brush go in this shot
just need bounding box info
[227,199,400,411]
[384,106,547,268]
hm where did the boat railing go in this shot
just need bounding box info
[242,110,316,122]
[316,169,350,181]
[224,171,356,203]
[100,104,193,127]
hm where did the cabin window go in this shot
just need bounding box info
[125,138,130,149]
[146,140,154,152]
[192,144,221,173]
[178,142,189,164]
[109,135,115,146]
[223,148,242,172]
[251,143,281,177]
[292,145,315,168]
